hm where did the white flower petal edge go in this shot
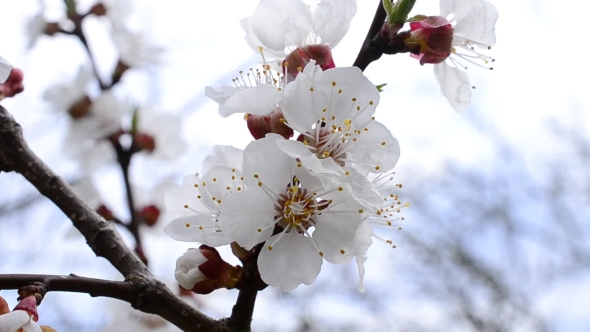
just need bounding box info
[434,62,471,113]
[202,145,244,174]
[0,56,12,83]
[0,310,38,332]
[441,0,498,47]
[313,0,357,47]
[223,84,282,117]
[258,230,323,291]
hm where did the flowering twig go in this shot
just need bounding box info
[0,105,220,331]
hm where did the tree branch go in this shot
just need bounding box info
[353,0,387,71]
[0,106,219,331]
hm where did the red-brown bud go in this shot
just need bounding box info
[134,133,156,153]
[283,44,335,81]
[0,68,24,99]
[406,16,454,65]
[246,109,293,140]
[140,204,161,227]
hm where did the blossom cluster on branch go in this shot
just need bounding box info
[0,0,498,330]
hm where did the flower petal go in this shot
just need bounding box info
[452,0,498,47]
[21,320,42,332]
[164,215,232,247]
[242,134,294,193]
[224,84,282,117]
[258,230,323,291]
[202,145,244,174]
[251,0,313,52]
[218,188,276,250]
[348,120,400,174]
[0,56,11,83]
[240,17,287,58]
[313,0,357,47]
[434,62,471,112]
[205,85,240,118]
[0,310,30,332]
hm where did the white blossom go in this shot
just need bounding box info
[135,107,185,160]
[164,146,243,247]
[174,248,209,290]
[241,0,357,60]
[112,29,164,68]
[218,134,371,291]
[43,66,93,112]
[435,0,498,112]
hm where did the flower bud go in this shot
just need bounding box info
[405,16,453,65]
[175,245,239,294]
[96,204,114,221]
[283,45,334,80]
[13,296,38,322]
[68,96,92,119]
[134,133,156,153]
[140,204,160,227]
[0,68,24,100]
[246,109,293,140]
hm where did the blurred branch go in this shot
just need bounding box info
[0,105,221,331]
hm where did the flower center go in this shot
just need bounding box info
[274,184,330,230]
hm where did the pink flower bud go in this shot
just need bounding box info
[283,45,335,80]
[175,246,239,295]
[246,109,293,140]
[0,296,9,315]
[0,68,24,99]
[406,16,454,65]
[13,296,38,322]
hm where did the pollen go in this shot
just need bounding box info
[183,204,189,209]
[185,223,190,227]
[257,228,262,232]
[232,175,236,180]
[254,174,259,178]
[369,101,374,105]
[332,81,336,86]
[352,97,357,102]
[297,162,302,167]
[340,249,345,254]
[194,184,198,188]
[381,141,386,146]
[197,195,202,199]
[338,89,342,93]
[338,187,343,191]
[358,209,364,213]
[375,165,380,171]
[268,245,273,251]
[199,225,204,230]
[310,87,314,92]
[319,251,324,257]
[202,182,207,186]
[258,182,263,187]
[237,187,242,191]
[213,177,217,182]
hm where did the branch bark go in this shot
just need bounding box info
[353,0,387,71]
[0,106,219,331]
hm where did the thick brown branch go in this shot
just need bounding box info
[0,106,218,331]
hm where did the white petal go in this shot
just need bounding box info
[258,230,323,291]
[0,55,11,83]
[202,145,244,174]
[0,310,30,332]
[348,120,400,174]
[224,84,281,117]
[164,215,232,247]
[251,0,313,52]
[313,0,357,47]
[280,73,323,132]
[205,85,240,118]
[319,169,383,211]
[21,320,42,332]
[164,174,210,218]
[218,188,276,250]
[242,134,294,193]
[452,0,498,47]
[434,62,472,112]
[355,254,367,293]
[275,139,340,174]
[240,17,287,58]
[312,185,365,264]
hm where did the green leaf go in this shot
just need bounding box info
[407,14,428,22]
[389,0,417,25]
[376,83,387,92]
[131,107,139,135]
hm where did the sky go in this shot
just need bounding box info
[0,0,589,331]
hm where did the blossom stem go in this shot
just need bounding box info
[223,243,266,332]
